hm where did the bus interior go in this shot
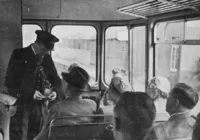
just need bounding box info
[1,0,200,140]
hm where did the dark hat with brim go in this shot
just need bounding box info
[35,30,59,50]
[61,66,91,92]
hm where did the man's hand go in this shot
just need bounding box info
[48,91,57,101]
[33,90,45,100]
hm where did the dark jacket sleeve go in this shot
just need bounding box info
[5,49,24,99]
[5,49,35,105]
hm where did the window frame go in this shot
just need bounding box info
[50,24,98,83]
[153,18,200,89]
[154,20,185,44]
[103,25,130,85]
[22,24,43,47]
[130,25,147,91]
[184,19,200,44]
[170,45,179,72]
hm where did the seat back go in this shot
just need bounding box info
[149,138,192,140]
[48,115,114,140]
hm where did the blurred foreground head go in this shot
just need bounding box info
[113,92,156,140]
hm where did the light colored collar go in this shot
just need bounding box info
[31,43,36,55]
[169,111,191,120]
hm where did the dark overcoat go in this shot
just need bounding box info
[4,46,61,140]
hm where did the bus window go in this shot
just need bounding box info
[185,20,200,40]
[155,21,180,88]
[154,22,167,43]
[22,24,42,47]
[104,26,128,84]
[131,26,146,91]
[165,21,184,42]
[51,25,97,85]
[155,20,200,91]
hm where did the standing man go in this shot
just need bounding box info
[5,30,61,140]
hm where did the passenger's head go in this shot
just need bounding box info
[112,67,127,76]
[34,30,59,56]
[61,66,90,97]
[113,92,156,140]
[108,67,129,103]
[193,113,200,140]
[166,83,199,115]
[147,76,170,101]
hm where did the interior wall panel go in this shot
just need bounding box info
[0,0,22,89]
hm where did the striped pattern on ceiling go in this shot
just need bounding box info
[118,0,200,19]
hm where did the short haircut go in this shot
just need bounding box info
[172,83,199,109]
[114,92,156,140]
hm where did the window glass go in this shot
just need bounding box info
[22,24,42,47]
[156,44,177,86]
[154,22,167,43]
[185,20,200,40]
[179,45,200,116]
[105,26,128,84]
[165,21,184,42]
[155,21,200,89]
[51,25,97,85]
[179,45,200,88]
[131,26,146,91]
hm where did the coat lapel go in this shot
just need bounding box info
[23,46,37,72]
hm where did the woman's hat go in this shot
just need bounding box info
[147,76,171,100]
[149,76,171,93]
[61,66,90,91]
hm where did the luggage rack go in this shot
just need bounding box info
[118,0,200,19]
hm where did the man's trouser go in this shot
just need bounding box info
[10,104,42,140]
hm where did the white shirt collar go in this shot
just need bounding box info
[31,44,36,55]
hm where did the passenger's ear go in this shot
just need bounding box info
[174,98,180,108]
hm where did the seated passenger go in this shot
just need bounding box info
[59,62,80,100]
[147,76,171,121]
[153,83,199,140]
[34,66,96,140]
[113,91,156,140]
[103,67,133,105]
[192,113,200,140]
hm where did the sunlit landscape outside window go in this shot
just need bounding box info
[51,25,97,85]
[22,24,41,47]
[105,26,129,84]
